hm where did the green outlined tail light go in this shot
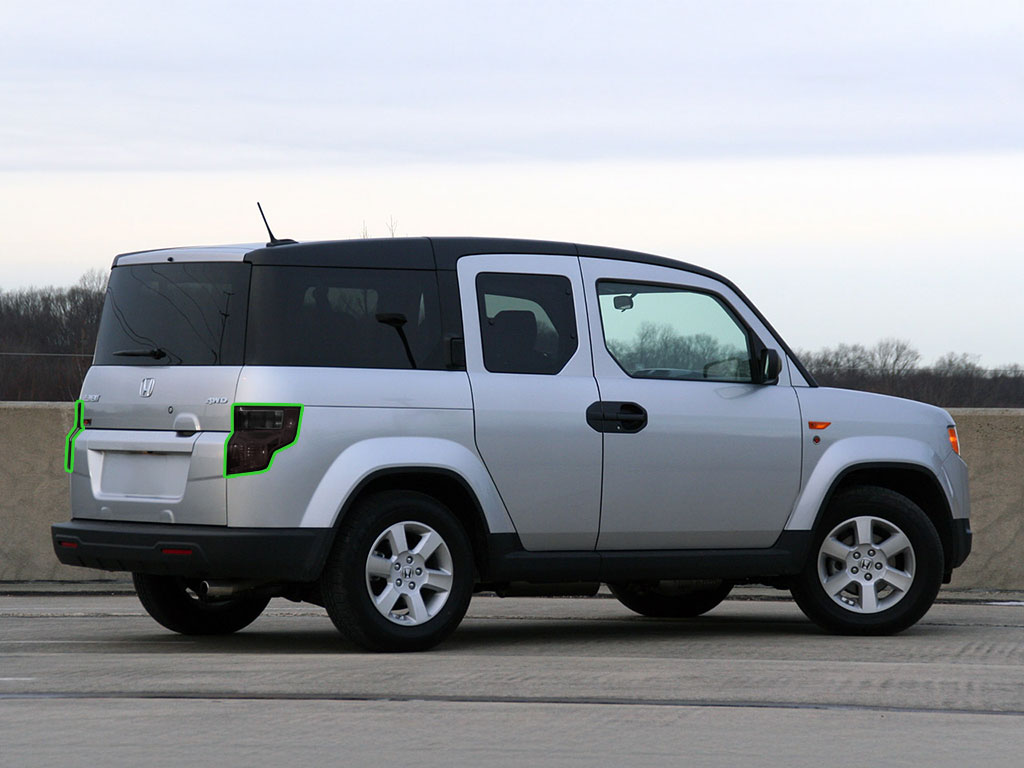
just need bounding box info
[225,404,303,477]
[64,400,85,474]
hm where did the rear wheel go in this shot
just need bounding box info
[320,490,474,652]
[609,579,733,618]
[132,574,270,635]
[791,486,943,635]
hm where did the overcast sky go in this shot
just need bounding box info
[1,1,1022,365]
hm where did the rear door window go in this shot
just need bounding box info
[476,273,578,374]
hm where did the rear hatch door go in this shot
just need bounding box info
[70,259,251,526]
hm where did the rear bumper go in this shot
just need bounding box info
[52,520,333,582]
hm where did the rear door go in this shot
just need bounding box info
[70,259,250,526]
[458,254,601,550]
[580,257,803,550]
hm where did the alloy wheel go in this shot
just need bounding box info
[365,520,455,626]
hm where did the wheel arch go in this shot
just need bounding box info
[814,463,955,573]
[328,467,495,578]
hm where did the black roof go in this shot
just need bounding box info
[242,236,728,283]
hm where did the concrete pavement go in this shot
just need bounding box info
[1,591,1023,767]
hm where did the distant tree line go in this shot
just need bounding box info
[0,271,106,401]
[1,273,1022,406]
[798,338,1024,408]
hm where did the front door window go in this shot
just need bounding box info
[597,281,753,382]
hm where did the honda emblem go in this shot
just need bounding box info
[139,378,155,398]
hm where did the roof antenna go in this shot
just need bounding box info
[257,202,297,247]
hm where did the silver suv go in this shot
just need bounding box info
[53,237,972,651]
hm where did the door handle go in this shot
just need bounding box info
[615,411,646,423]
[586,401,648,433]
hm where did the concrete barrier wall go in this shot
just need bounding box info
[1,403,90,581]
[946,408,1024,590]
[1,402,1021,588]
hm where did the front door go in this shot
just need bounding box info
[458,254,601,550]
[580,258,803,550]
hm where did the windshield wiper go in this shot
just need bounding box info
[112,347,168,360]
[375,313,417,369]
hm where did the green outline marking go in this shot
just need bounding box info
[224,402,304,478]
[64,400,84,474]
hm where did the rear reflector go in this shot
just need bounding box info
[161,548,193,556]
[59,541,78,549]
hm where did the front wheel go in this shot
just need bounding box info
[609,579,733,618]
[132,574,270,635]
[320,490,474,652]
[790,486,943,635]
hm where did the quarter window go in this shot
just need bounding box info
[597,281,753,382]
[246,266,445,369]
[476,273,578,374]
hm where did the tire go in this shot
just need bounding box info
[132,574,270,635]
[790,486,943,636]
[609,579,733,618]
[320,490,474,652]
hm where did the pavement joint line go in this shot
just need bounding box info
[1,691,1024,718]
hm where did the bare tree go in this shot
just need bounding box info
[76,268,108,293]
[360,220,369,239]
[385,215,399,238]
[799,343,871,378]
[931,352,983,377]
[868,338,921,384]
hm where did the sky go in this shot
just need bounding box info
[1,1,1022,367]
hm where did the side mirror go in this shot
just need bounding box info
[613,295,634,312]
[760,349,782,385]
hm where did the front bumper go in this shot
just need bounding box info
[948,517,972,572]
[52,520,333,582]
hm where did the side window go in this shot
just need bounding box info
[476,272,578,374]
[597,281,754,382]
[246,266,445,369]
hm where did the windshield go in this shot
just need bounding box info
[93,263,250,366]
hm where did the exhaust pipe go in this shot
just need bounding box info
[198,580,265,600]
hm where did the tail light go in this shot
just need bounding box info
[225,404,303,476]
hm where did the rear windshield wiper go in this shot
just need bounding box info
[112,347,168,360]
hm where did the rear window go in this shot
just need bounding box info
[94,263,250,366]
[245,266,445,370]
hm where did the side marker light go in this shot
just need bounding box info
[948,426,960,455]
[808,421,831,430]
